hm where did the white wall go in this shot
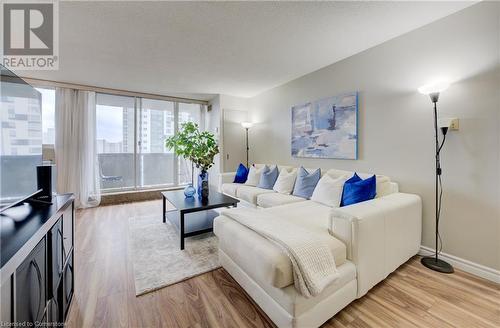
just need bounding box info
[206,95,222,190]
[206,94,249,186]
[218,95,249,172]
[247,2,500,270]
[223,109,248,171]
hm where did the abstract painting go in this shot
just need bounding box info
[291,92,358,159]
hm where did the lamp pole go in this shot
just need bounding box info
[245,127,249,168]
[433,94,440,263]
[420,88,454,274]
[241,122,253,168]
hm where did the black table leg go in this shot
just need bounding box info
[180,211,185,250]
[162,195,166,223]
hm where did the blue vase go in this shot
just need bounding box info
[198,170,209,198]
[184,184,196,198]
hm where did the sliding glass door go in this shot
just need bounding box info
[96,93,136,191]
[138,98,175,188]
[96,93,202,193]
[178,103,201,185]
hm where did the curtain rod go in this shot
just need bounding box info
[20,76,210,105]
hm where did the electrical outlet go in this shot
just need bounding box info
[438,117,459,131]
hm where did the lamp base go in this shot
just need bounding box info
[421,256,454,274]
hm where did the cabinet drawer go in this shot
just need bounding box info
[62,205,73,262]
[62,251,74,319]
[49,217,63,296]
[15,238,46,325]
[47,289,62,325]
[1,277,12,323]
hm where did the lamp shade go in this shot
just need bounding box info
[418,81,450,95]
[241,122,253,129]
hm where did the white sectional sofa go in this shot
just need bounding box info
[215,164,422,328]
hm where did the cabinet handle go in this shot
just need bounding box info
[58,229,66,265]
[52,297,59,322]
[65,262,74,303]
[31,260,43,321]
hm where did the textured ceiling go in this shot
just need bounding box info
[19,1,474,100]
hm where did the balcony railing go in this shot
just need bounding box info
[98,153,191,192]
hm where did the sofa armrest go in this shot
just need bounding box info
[329,193,422,297]
[218,172,236,192]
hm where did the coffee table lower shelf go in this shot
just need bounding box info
[166,209,219,249]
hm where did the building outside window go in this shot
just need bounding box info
[14,86,203,193]
[96,93,202,192]
[36,88,56,146]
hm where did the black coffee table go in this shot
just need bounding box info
[162,189,239,250]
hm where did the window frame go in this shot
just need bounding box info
[96,92,202,194]
[35,86,56,147]
[29,79,206,194]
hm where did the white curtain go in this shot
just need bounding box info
[55,87,100,208]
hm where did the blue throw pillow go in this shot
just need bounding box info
[292,167,321,199]
[341,173,376,206]
[233,163,249,183]
[257,165,279,189]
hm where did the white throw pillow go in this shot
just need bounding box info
[245,165,265,186]
[273,168,297,194]
[311,174,347,207]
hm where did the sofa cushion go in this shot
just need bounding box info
[374,176,392,197]
[245,165,265,186]
[221,183,241,197]
[214,210,347,290]
[311,174,347,207]
[257,165,279,190]
[341,173,376,206]
[292,167,321,199]
[264,200,338,231]
[256,192,306,208]
[233,163,249,183]
[236,185,274,205]
[273,168,297,194]
[326,168,392,198]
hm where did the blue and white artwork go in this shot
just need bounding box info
[291,92,358,159]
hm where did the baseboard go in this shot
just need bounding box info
[419,246,500,284]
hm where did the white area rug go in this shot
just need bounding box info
[128,215,220,296]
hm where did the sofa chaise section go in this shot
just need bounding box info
[215,201,347,289]
[214,189,421,327]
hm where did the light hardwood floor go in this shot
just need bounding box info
[66,200,500,328]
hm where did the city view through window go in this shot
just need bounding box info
[3,87,202,193]
[1,79,43,204]
[96,94,201,191]
[37,88,56,145]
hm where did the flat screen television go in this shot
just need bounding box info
[0,65,43,212]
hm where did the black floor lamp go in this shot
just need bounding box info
[241,122,253,168]
[418,81,454,274]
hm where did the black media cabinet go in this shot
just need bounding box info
[0,193,75,326]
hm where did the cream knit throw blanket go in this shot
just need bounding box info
[221,208,338,298]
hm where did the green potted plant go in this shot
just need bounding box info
[165,122,219,198]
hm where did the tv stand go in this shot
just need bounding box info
[26,197,53,206]
[0,193,75,326]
